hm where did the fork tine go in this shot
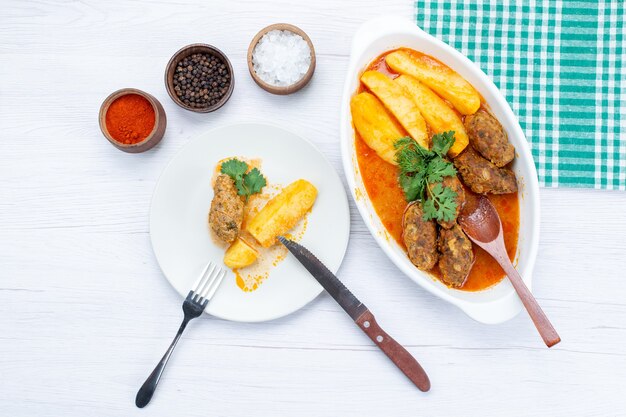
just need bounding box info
[198,265,220,300]
[192,262,215,301]
[192,261,212,291]
[203,269,227,301]
[195,263,217,300]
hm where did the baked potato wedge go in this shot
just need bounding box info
[246,179,318,248]
[360,71,428,148]
[350,92,405,165]
[386,50,480,115]
[224,237,259,269]
[395,75,469,157]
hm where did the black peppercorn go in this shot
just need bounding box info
[172,51,231,109]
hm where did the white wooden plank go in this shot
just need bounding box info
[1,0,625,415]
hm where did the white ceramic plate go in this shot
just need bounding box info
[151,122,350,322]
[340,17,541,324]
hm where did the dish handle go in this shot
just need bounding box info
[350,16,428,59]
[457,293,525,325]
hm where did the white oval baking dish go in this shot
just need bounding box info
[340,16,541,324]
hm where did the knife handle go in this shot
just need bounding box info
[355,310,430,392]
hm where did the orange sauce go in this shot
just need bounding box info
[367,53,400,79]
[355,49,520,292]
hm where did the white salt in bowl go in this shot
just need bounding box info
[247,23,316,95]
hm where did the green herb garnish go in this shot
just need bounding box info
[423,182,458,222]
[220,158,249,179]
[220,158,267,201]
[394,131,458,222]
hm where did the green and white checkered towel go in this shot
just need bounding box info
[415,0,625,189]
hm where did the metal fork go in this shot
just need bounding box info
[135,261,226,408]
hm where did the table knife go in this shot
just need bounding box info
[278,236,431,392]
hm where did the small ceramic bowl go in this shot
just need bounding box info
[164,44,235,113]
[99,88,166,153]
[247,23,316,95]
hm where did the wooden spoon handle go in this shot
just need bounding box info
[355,310,431,392]
[497,258,561,347]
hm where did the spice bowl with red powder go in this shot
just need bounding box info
[99,88,167,153]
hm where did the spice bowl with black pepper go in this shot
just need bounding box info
[99,88,167,153]
[165,44,234,113]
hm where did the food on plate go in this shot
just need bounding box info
[432,175,465,229]
[224,237,259,269]
[352,47,519,291]
[209,174,245,243]
[246,179,318,247]
[220,158,267,202]
[437,224,474,288]
[350,92,405,164]
[464,108,515,167]
[453,147,518,194]
[209,158,268,244]
[402,202,438,270]
[395,75,468,156]
[360,71,428,148]
[208,158,315,292]
[385,49,481,115]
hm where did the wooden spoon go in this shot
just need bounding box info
[458,193,561,347]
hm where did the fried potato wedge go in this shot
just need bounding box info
[395,75,469,157]
[350,92,405,165]
[360,71,428,148]
[386,50,480,115]
[224,237,259,269]
[246,179,317,248]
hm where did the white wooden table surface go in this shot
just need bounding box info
[2,1,625,416]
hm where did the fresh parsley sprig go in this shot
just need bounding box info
[424,183,458,222]
[394,131,458,222]
[220,158,267,202]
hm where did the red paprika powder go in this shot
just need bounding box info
[105,94,155,144]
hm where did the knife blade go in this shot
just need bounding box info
[278,236,431,392]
